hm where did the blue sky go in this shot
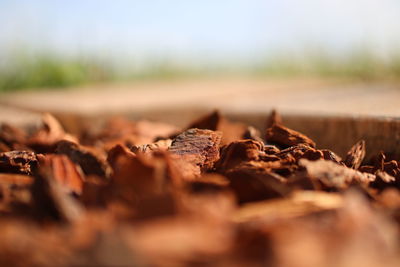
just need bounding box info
[1,0,400,62]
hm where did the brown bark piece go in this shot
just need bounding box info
[266,109,283,128]
[186,174,230,194]
[242,126,264,143]
[1,111,400,266]
[301,149,324,161]
[0,173,33,186]
[0,123,27,149]
[321,149,342,163]
[218,118,250,145]
[86,117,179,149]
[343,140,366,169]
[107,146,179,220]
[39,154,84,195]
[215,140,264,173]
[80,177,109,207]
[169,128,222,173]
[32,167,83,222]
[273,144,322,162]
[56,140,111,179]
[371,160,400,189]
[359,165,376,174]
[0,150,38,175]
[264,145,280,155]
[299,159,375,189]
[27,113,77,152]
[186,110,249,145]
[130,139,172,154]
[265,124,316,148]
[232,191,343,223]
[187,110,221,130]
[107,144,136,169]
[0,141,10,152]
[128,217,233,266]
[375,170,396,183]
[109,145,181,199]
[383,160,400,178]
[0,173,33,213]
[224,161,289,204]
[110,150,166,199]
[275,144,313,161]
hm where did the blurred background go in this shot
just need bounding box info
[1,0,400,119]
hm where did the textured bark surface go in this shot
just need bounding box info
[0,150,38,175]
[56,140,111,179]
[0,110,399,266]
[169,128,222,174]
[343,140,366,169]
[266,124,316,148]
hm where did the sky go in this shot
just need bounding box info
[1,0,400,62]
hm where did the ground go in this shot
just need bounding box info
[0,77,399,125]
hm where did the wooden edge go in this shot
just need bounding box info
[23,108,400,160]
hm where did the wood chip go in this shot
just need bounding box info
[299,159,375,189]
[343,140,366,169]
[215,139,264,173]
[169,128,222,174]
[266,124,316,148]
[39,154,84,195]
[56,140,111,179]
[0,150,38,175]
[186,110,249,145]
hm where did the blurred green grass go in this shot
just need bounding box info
[1,50,400,92]
[0,54,114,92]
[254,50,400,80]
